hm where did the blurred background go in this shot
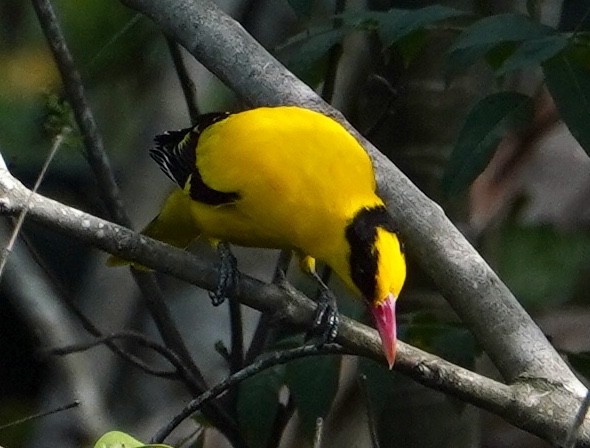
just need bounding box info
[1,0,590,447]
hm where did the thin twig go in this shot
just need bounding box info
[315,264,332,301]
[10,222,178,379]
[32,3,242,443]
[130,269,207,386]
[45,331,187,380]
[0,131,64,280]
[358,374,381,448]
[151,344,349,443]
[166,37,200,122]
[313,417,324,448]
[31,0,129,227]
[117,0,587,391]
[168,34,245,376]
[0,400,79,431]
[129,269,244,446]
[229,297,244,373]
[363,75,399,139]
[3,170,585,446]
[87,13,142,72]
[244,312,272,364]
[273,250,292,283]
[320,0,346,103]
[245,250,294,363]
[267,394,296,448]
[40,271,180,378]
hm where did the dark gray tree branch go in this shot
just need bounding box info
[46,331,189,380]
[117,0,584,394]
[31,0,128,226]
[31,2,243,444]
[152,344,349,444]
[0,169,588,446]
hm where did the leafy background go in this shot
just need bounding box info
[1,0,590,447]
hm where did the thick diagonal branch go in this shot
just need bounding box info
[117,0,583,393]
[0,169,589,446]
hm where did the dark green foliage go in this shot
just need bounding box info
[497,223,590,308]
[401,313,481,370]
[237,365,284,448]
[284,355,341,440]
[543,53,590,157]
[442,92,534,195]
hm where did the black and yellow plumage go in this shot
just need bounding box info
[111,106,406,367]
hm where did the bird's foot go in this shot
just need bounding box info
[209,242,239,306]
[308,288,339,344]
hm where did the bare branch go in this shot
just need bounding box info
[0,131,64,279]
[2,170,589,446]
[45,331,186,380]
[166,37,200,122]
[117,0,584,394]
[313,417,324,448]
[0,220,111,439]
[31,0,128,226]
[31,3,241,442]
[358,374,381,448]
[48,276,181,380]
[0,400,80,431]
[228,297,244,373]
[129,269,245,446]
[129,268,206,386]
[151,344,349,443]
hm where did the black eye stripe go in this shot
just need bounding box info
[345,206,398,302]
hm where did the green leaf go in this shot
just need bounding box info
[445,43,497,77]
[543,53,590,156]
[497,224,590,308]
[237,365,284,448]
[376,5,465,47]
[93,431,173,448]
[285,355,341,440]
[395,29,429,66]
[496,35,569,75]
[94,431,143,448]
[442,92,533,195]
[287,0,314,18]
[446,13,557,75]
[338,9,384,29]
[277,26,349,86]
[485,41,519,71]
[449,13,555,52]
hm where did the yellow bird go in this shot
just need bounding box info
[112,106,406,367]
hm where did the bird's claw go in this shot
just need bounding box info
[209,243,239,306]
[308,289,339,344]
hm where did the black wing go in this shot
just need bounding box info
[150,112,240,206]
[150,112,230,188]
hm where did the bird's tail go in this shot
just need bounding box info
[106,190,201,268]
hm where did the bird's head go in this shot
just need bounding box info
[346,206,406,368]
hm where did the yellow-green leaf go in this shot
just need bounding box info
[93,431,173,448]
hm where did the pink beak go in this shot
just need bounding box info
[370,293,397,369]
